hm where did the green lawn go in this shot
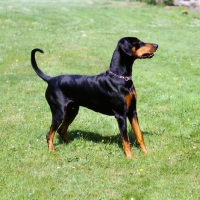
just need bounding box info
[0,0,199,199]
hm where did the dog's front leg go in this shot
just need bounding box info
[128,111,148,154]
[114,113,134,159]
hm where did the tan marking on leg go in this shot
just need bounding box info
[58,123,70,143]
[47,128,56,151]
[121,136,134,159]
[131,116,148,154]
[58,104,79,143]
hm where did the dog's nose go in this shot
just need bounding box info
[154,44,158,50]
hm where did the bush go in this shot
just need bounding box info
[163,0,174,5]
[130,0,174,6]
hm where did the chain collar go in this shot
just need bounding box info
[108,70,132,81]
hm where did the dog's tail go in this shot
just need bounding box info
[31,48,51,82]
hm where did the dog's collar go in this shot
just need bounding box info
[108,70,132,81]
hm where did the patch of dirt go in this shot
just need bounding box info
[165,5,200,12]
[188,6,200,12]
[194,18,200,23]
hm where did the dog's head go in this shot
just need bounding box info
[118,37,158,59]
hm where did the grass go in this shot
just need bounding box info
[0,0,199,199]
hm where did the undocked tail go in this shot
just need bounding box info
[31,48,51,82]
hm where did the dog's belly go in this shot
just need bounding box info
[79,101,114,116]
[69,89,118,116]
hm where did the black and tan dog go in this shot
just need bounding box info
[31,37,158,158]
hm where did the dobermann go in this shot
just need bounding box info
[31,37,158,159]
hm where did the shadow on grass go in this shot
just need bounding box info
[55,129,151,150]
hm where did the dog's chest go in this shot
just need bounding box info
[124,89,136,108]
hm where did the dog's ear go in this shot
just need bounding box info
[118,39,133,57]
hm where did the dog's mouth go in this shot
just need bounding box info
[141,53,154,59]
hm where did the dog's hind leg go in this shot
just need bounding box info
[46,107,64,151]
[57,101,79,143]
[46,125,59,151]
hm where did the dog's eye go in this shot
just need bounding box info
[135,43,141,50]
[135,42,144,50]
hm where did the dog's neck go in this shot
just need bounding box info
[109,49,135,77]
